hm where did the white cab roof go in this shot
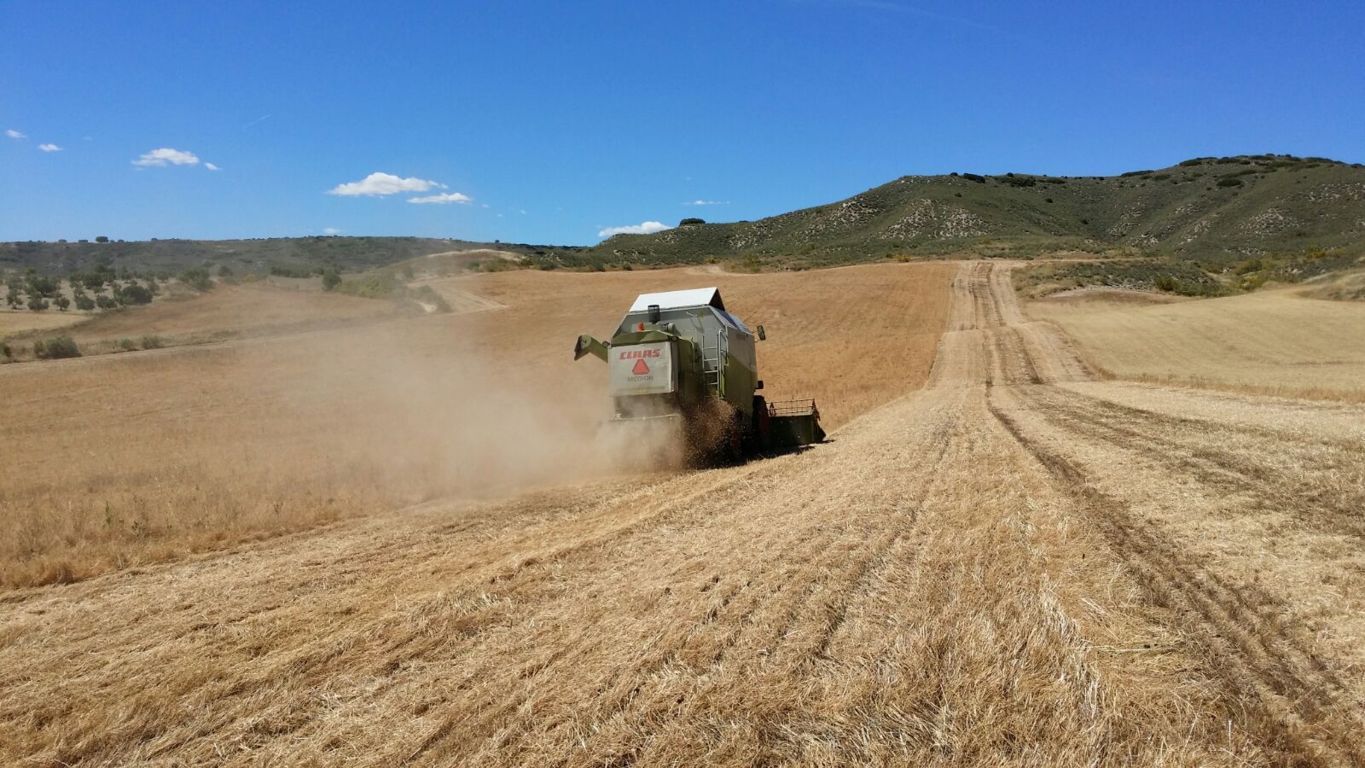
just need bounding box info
[628,287,725,312]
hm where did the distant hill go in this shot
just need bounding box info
[586,155,1365,269]
[8,155,1364,278]
[0,236,590,278]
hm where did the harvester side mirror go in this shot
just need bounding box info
[756,379,764,390]
[757,325,766,341]
[648,304,661,323]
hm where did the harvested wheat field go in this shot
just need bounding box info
[3,261,1365,766]
[1028,285,1365,401]
[0,307,87,336]
[56,283,409,352]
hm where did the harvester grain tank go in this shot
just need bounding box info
[573,287,823,461]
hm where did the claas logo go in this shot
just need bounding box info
[619,347,660,376]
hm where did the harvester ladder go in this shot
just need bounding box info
[700,329,727,397]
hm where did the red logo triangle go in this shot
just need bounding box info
[632,358,651,375]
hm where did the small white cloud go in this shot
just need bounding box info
[323,227,343,235]
[684,199,729,206]
[407,191,472,205]
[5,129,26,140]
[205,162,220,171]
[329,171,443,197]
[38,143,62,152]
[133,147,201,167]
[598,220,672,238]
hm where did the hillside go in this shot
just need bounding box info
[8,155,1364,278]
[589,155,1365,269]
[0,236,589,278]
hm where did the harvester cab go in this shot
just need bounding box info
[573,287,824,462]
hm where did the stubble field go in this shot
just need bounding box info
[1027,285,1365,401]
[2,260,1365,766]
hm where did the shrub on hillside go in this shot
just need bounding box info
[95,295,118,310]
[679,217,705,226]
[336,272,399,299]
[142,335,164,349]
[115,283,154,305]
[34,336,80,359]
[180,267,213,292]
[27,297,49,311]
[117,338,138,352]
[25,273,59,298]
[1216,177,1244,187]
[269,264,315,278]
[321,267,341,291]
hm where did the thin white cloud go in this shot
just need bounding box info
[323,227,343,235]
[133,147,201,167]
[407,191,472,205]
[38,143,62,152]
[598,221,672,238]
[329,171,443,197]
[5,129,26,140]
[683,199,729,206]
[205,162,221,171]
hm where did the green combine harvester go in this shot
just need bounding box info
[573,287,824,462]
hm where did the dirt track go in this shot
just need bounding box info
[4,262,1365,766]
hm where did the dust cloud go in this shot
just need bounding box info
[282,315,684,507]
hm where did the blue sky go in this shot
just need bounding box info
[2,1,1362,245]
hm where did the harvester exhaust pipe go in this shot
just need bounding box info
[648,304,661,323]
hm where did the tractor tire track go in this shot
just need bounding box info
[989,395,1365,767]
[961,262,1365,766]
[1018,386,1365,539]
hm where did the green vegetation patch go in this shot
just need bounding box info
[1017,258,1227,297]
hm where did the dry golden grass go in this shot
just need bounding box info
[71,282,404,348]
[0,307,87,336]
[0,262,954,589]
[3,282,408,360]
[5,261,1365,765]
[1302,268,1365,301]
[1027,287,1365,402]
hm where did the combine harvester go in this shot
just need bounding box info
[574,287,824,463]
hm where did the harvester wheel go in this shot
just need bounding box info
[752,395,770,454]
[727,415,744,463]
